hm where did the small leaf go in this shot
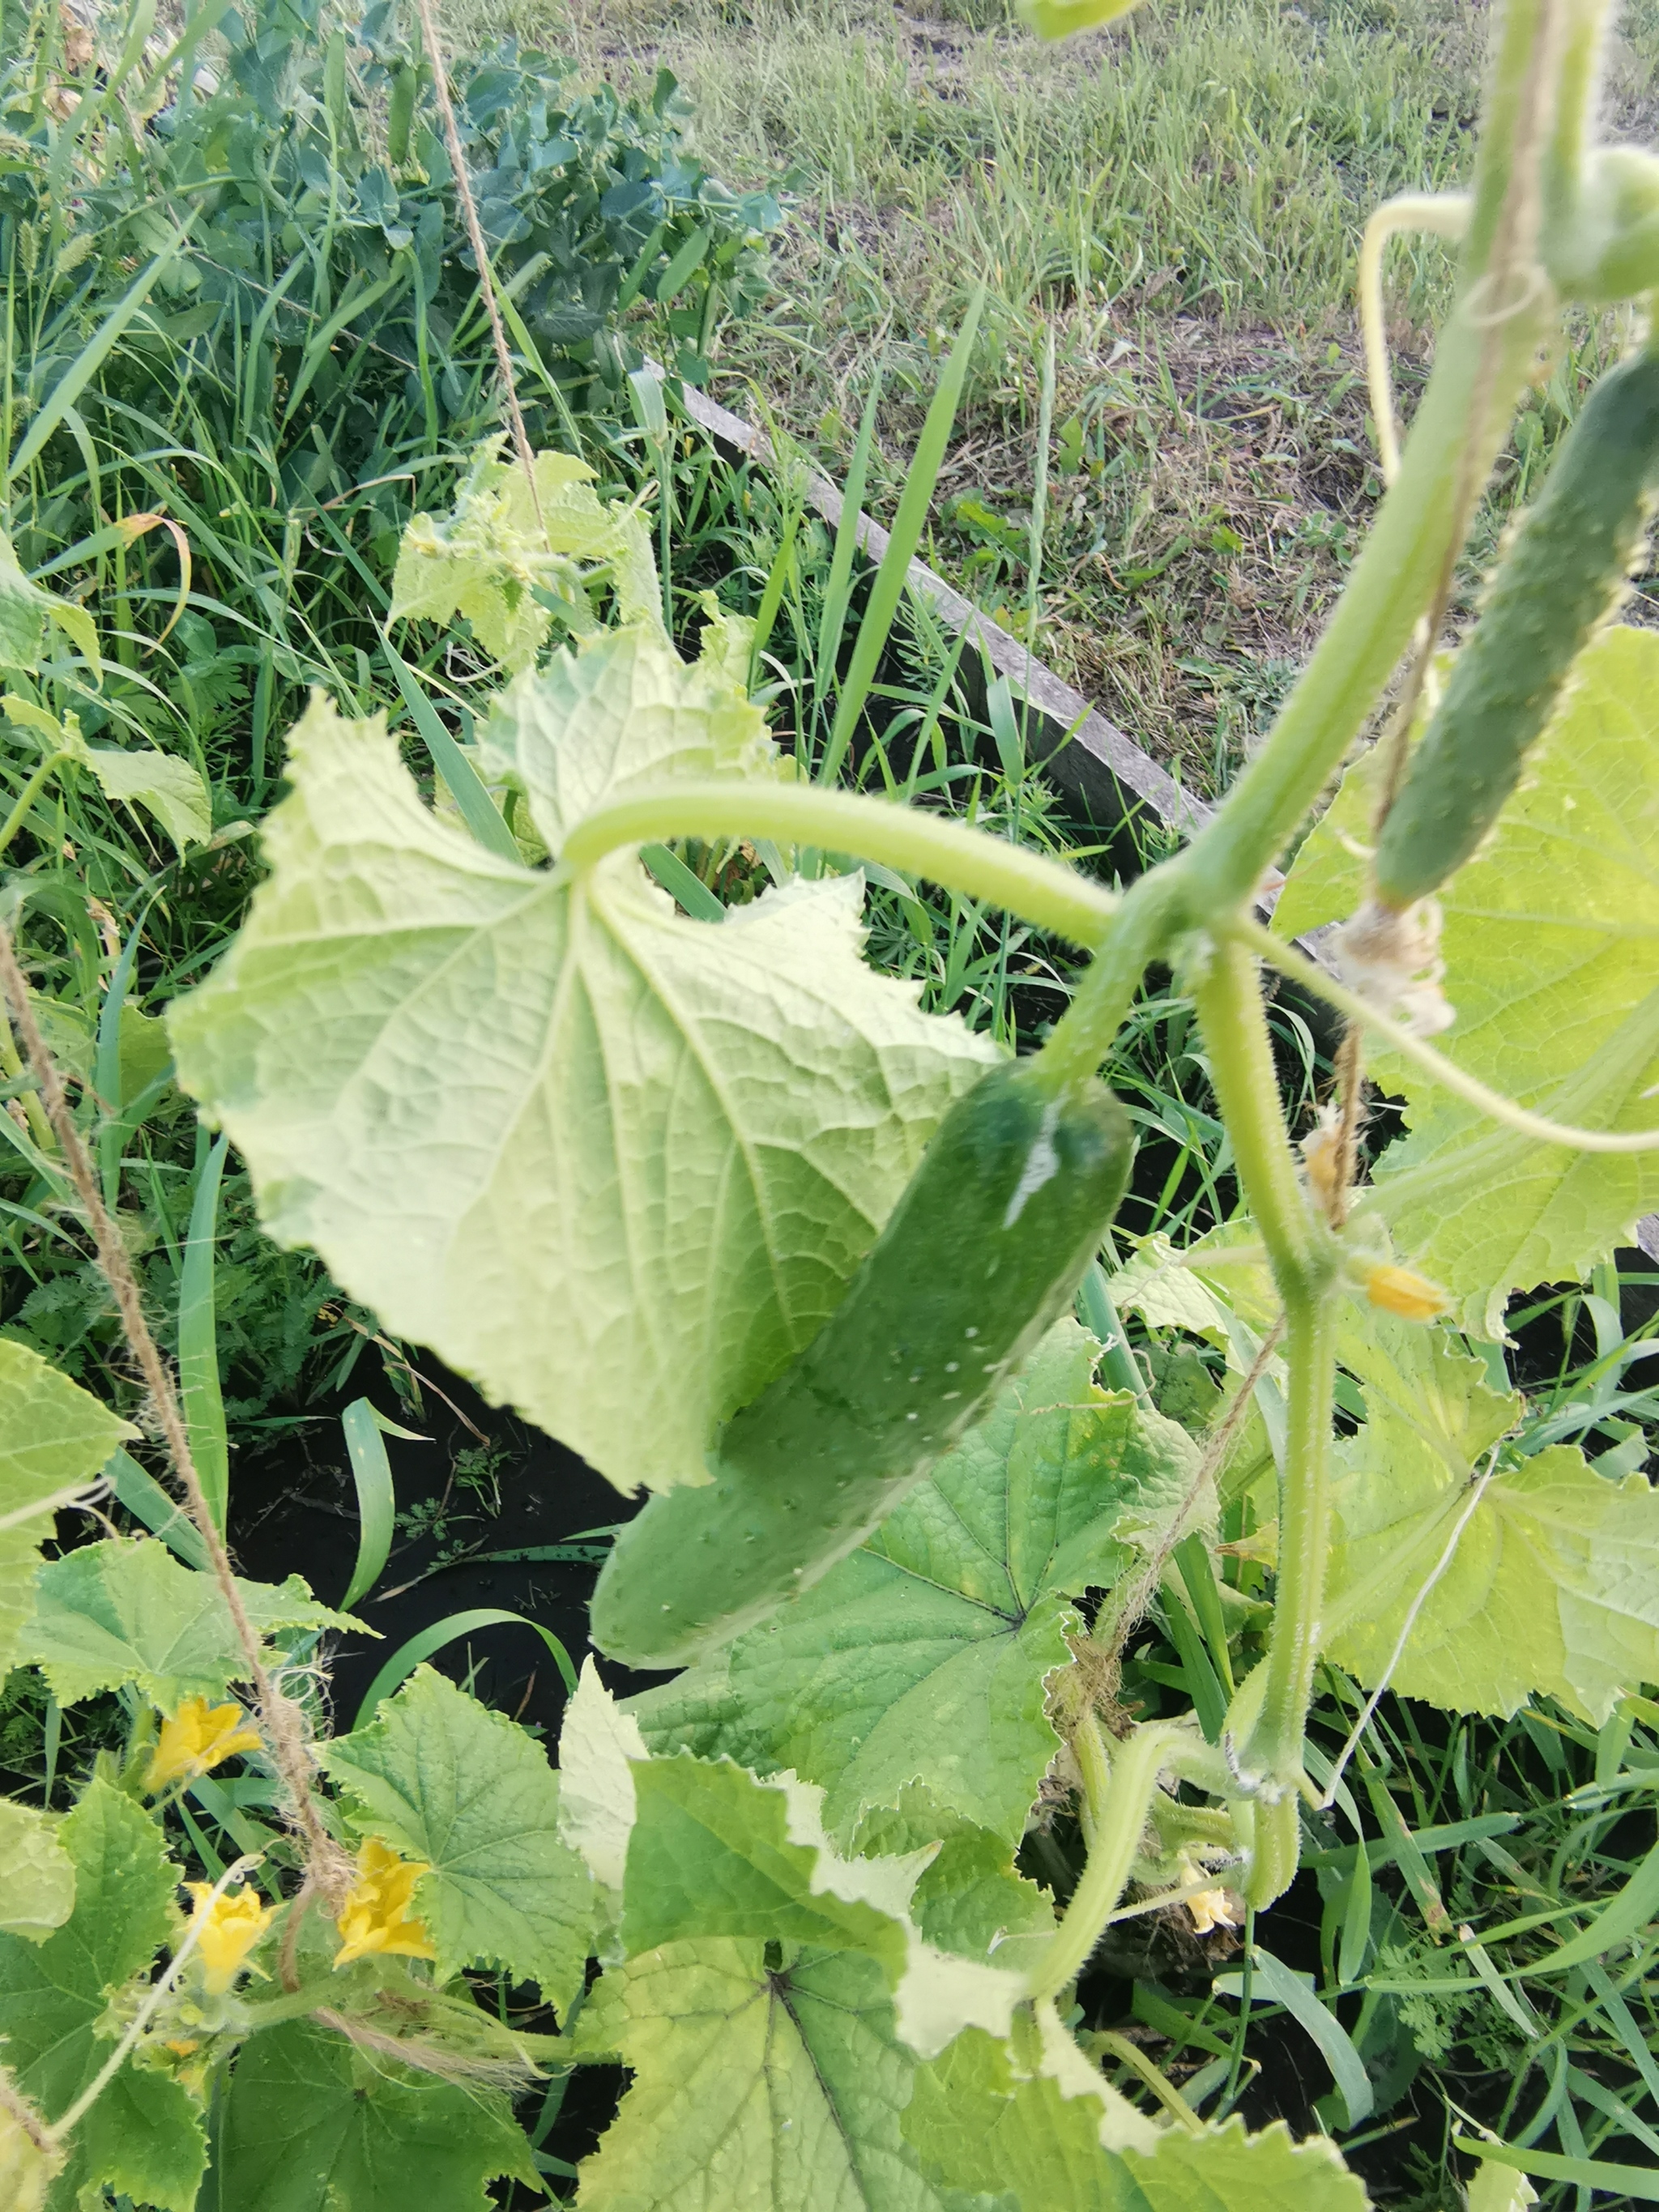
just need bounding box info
[390,439,662,667]
[322,1664,591,2015]
[215,2014,538,2212]
[0,1803,74,1943]
[557,1656,646,1894]
[168,664,996,1494]
[0,1779,203,2212]
[84,746,212,854]
[20,1539,356,1709]
[633,1321,1205,1843]
[0,529,99,678]
[0,1340,135,1677]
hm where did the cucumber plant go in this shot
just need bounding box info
[5,0,1659,2205]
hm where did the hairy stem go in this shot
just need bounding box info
[559,781,1118,948]
[0,930,348,1899]
[1026,1715,1176,2003]
[1188,936,1337,1863]
[1233,1294,1337,1810]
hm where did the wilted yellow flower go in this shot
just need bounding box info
[184,1882,276,1995]
[332,1836,438,1970]
[145,1699,262,1793]
[1186,1886,1239,1937]
[1363,1262,1449,1323]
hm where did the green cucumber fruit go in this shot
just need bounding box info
[1373,345,1659,911]
[589,1058,1132,1669]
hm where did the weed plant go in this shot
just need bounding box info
[483,0,1659,790]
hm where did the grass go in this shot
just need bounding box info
[456,0,1659,792]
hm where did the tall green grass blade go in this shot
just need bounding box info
[354,1608,578,1728]
[1533,1834,1659,1971]
[179,1133,230,1533]
[642,843,725,920]
[337,1400,409,1612]
[815,370,884,710]
[109,1444,211,1571]
[1219,1945,1373,2126]
[382,639,520,863]
[280,270,404,430]
[6,237,189,484]
[1338,1836,1371,1985]
[819,288,984,784]
[1452,2138,1659,2201]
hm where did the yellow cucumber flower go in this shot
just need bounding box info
[184,1882,276,1995]
[1363,1261,1449,1323]
[332,1835,438,1970]
[145,1698,262,1793]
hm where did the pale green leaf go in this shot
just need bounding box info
[574,1938,953,2211]
[1120,2117,1371,2212]
[622,1754,923,1975]
[323,1664,591,2015]
[85,746,212,854]
[557,1656,646,1896]
[573,1752,993,2206]
[0,1804,74,1943]
[0,1340,135,1677]
[1279,628,1659,1335]
[619,1752,1027,2067]
[1467,2161,1538,2212]
[632,1322,1206,1843]
[0,529,99,678]
[1323,1314,1659,1722]
[20,1538,356,1709]
[390,439,661,668]
[1110,1234,1231,1344]
[168,658,996,1493]
[0,2075,61,2212]
[852,1788,1055,1973]
[216,2014,538,2212]
[476,621,782,857]
[903,2022,1364,2211]
[0,1777,203,2212]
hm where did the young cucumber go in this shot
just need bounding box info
[588,1059,1132,1669]
[1373,346,1659,911]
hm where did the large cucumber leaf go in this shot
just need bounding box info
[323,1664,591,2017]
[168,630,996,1494]
[1273,625,1659,1334]
[215,2014,538,2212]
[20,1539,354,1708]
[573,1752,1073,2209]
[631,1321,1205,1845]
[0,1340,134,1677]
[574,1937,952,2212]
[0,1779,203,2212]
[1322,1315,1659,1722]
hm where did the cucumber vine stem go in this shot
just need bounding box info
[1188,933,1336,1886]
[559,779,1119,948]
[1026,1715,1181,2004]
[1233,916,1659,1153]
